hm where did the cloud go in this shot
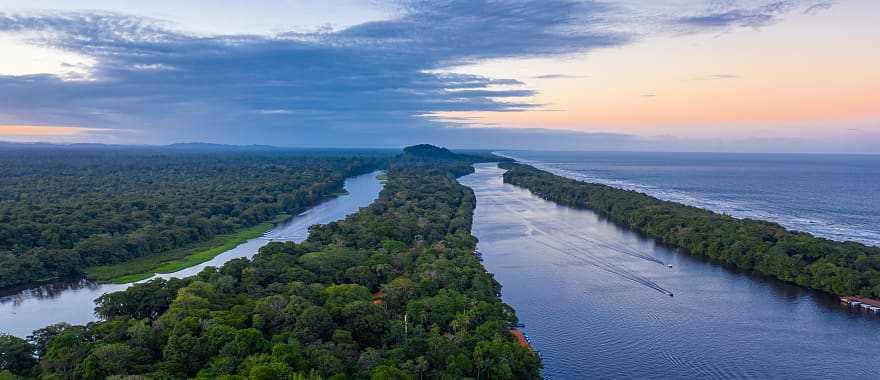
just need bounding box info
[533,74,589,79]
[0,124,109,136]
[0,1,837,146]
[690,73,741,81]
[0,2,629,144]
[673,1,832,30]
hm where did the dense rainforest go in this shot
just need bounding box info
[0,147,386,290]
[500,162,880,298]
[0,148,540,379]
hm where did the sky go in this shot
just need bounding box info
[0,0,877,153]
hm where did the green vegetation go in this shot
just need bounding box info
[402,144,510,163]
[0,147,385,290]
[401,144,461,159]
[86,220,279,284]
[10,147,540,379]
[500,162,880,298]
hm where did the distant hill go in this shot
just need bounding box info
[402,144,460,159]
[402,144,513,163]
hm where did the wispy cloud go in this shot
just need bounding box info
[0,124,108,136]
[533,74,589,79]
[690,73,741,81]
[673,1,831,30]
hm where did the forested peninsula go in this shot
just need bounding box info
[0,148,540,379]
[0,147,385,290]
[500,162,880,298]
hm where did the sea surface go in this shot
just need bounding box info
[501,151,880,246]
[461,163,880,380]
[0,171,384,338]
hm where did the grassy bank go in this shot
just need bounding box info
[84,214,291,283]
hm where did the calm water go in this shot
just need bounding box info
[502,151,880,246]
[461,164,880,380]
[0,171,384,338]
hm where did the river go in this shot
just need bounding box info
[460,163,880,380]
[0,170,384,338]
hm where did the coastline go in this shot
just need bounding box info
[497,151,880,247]
[499,161,880,300]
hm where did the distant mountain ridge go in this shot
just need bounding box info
[0,141,395,153]
[0,141,508,161]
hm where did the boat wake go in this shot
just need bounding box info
[481,196,674,297]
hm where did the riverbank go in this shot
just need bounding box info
[83,183,365,283]
[499,162,880,299]
[461,163,880,379]
[1,170,386,338]
[84,216,289,283]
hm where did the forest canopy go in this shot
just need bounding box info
[2,147,540,379]
[0,147,387,289]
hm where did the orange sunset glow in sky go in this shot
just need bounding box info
[441,1,879,139]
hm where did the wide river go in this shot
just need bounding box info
[460,163,880,380]
[0,171,384,338]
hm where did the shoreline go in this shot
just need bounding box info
[84,183,360,284]
[84,218,285,284]
[497,151,880,248]
[499,162,880,300]
[81,178,363,284]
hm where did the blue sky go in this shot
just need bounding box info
[0,0,877,152]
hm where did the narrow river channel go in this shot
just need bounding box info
[0,171,384,338]
[460,163,880,380]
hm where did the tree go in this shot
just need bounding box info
[40,329,92,379]
[323,284,372,310]
[295,306,334,343]
[382,277,418,311]
[77,343,140,380]
[371,365,412,380]
[0,335,36,376]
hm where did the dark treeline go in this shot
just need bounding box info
[500,162,880,298]
[0,148,540,379]
[0,148,386,289]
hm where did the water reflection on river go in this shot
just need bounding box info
[460,163,880,380]
[0,171,384,338]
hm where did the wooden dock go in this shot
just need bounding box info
[840,296,880,313]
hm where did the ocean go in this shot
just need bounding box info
[501,151,880,247]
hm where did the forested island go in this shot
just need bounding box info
[500,162,880,298]
[0,147,540,379]
[0,147,387,290]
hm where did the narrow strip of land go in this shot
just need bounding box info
[500,162,880,299]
